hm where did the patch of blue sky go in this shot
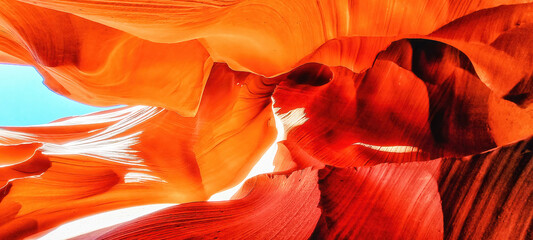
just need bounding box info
[0,64,120,126]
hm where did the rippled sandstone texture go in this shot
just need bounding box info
[0,0,532,239]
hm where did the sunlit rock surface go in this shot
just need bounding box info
[0,0,531,239]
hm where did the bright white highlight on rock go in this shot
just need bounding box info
[41,106,162,165]
[0,129,34,143]
[36,103,286,239]
[208,103,286,201]
[352,142,420,153]
[34,106,143,127]
[36,204,175,240]
[124,172,167,183]
[273,107,308,140]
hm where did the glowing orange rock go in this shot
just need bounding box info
[0,0,531,239]
[274,37,532,167]
[72,169,321,240]
[0,0,212,117]
[311,137,532,240]
[0,63,277,239]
